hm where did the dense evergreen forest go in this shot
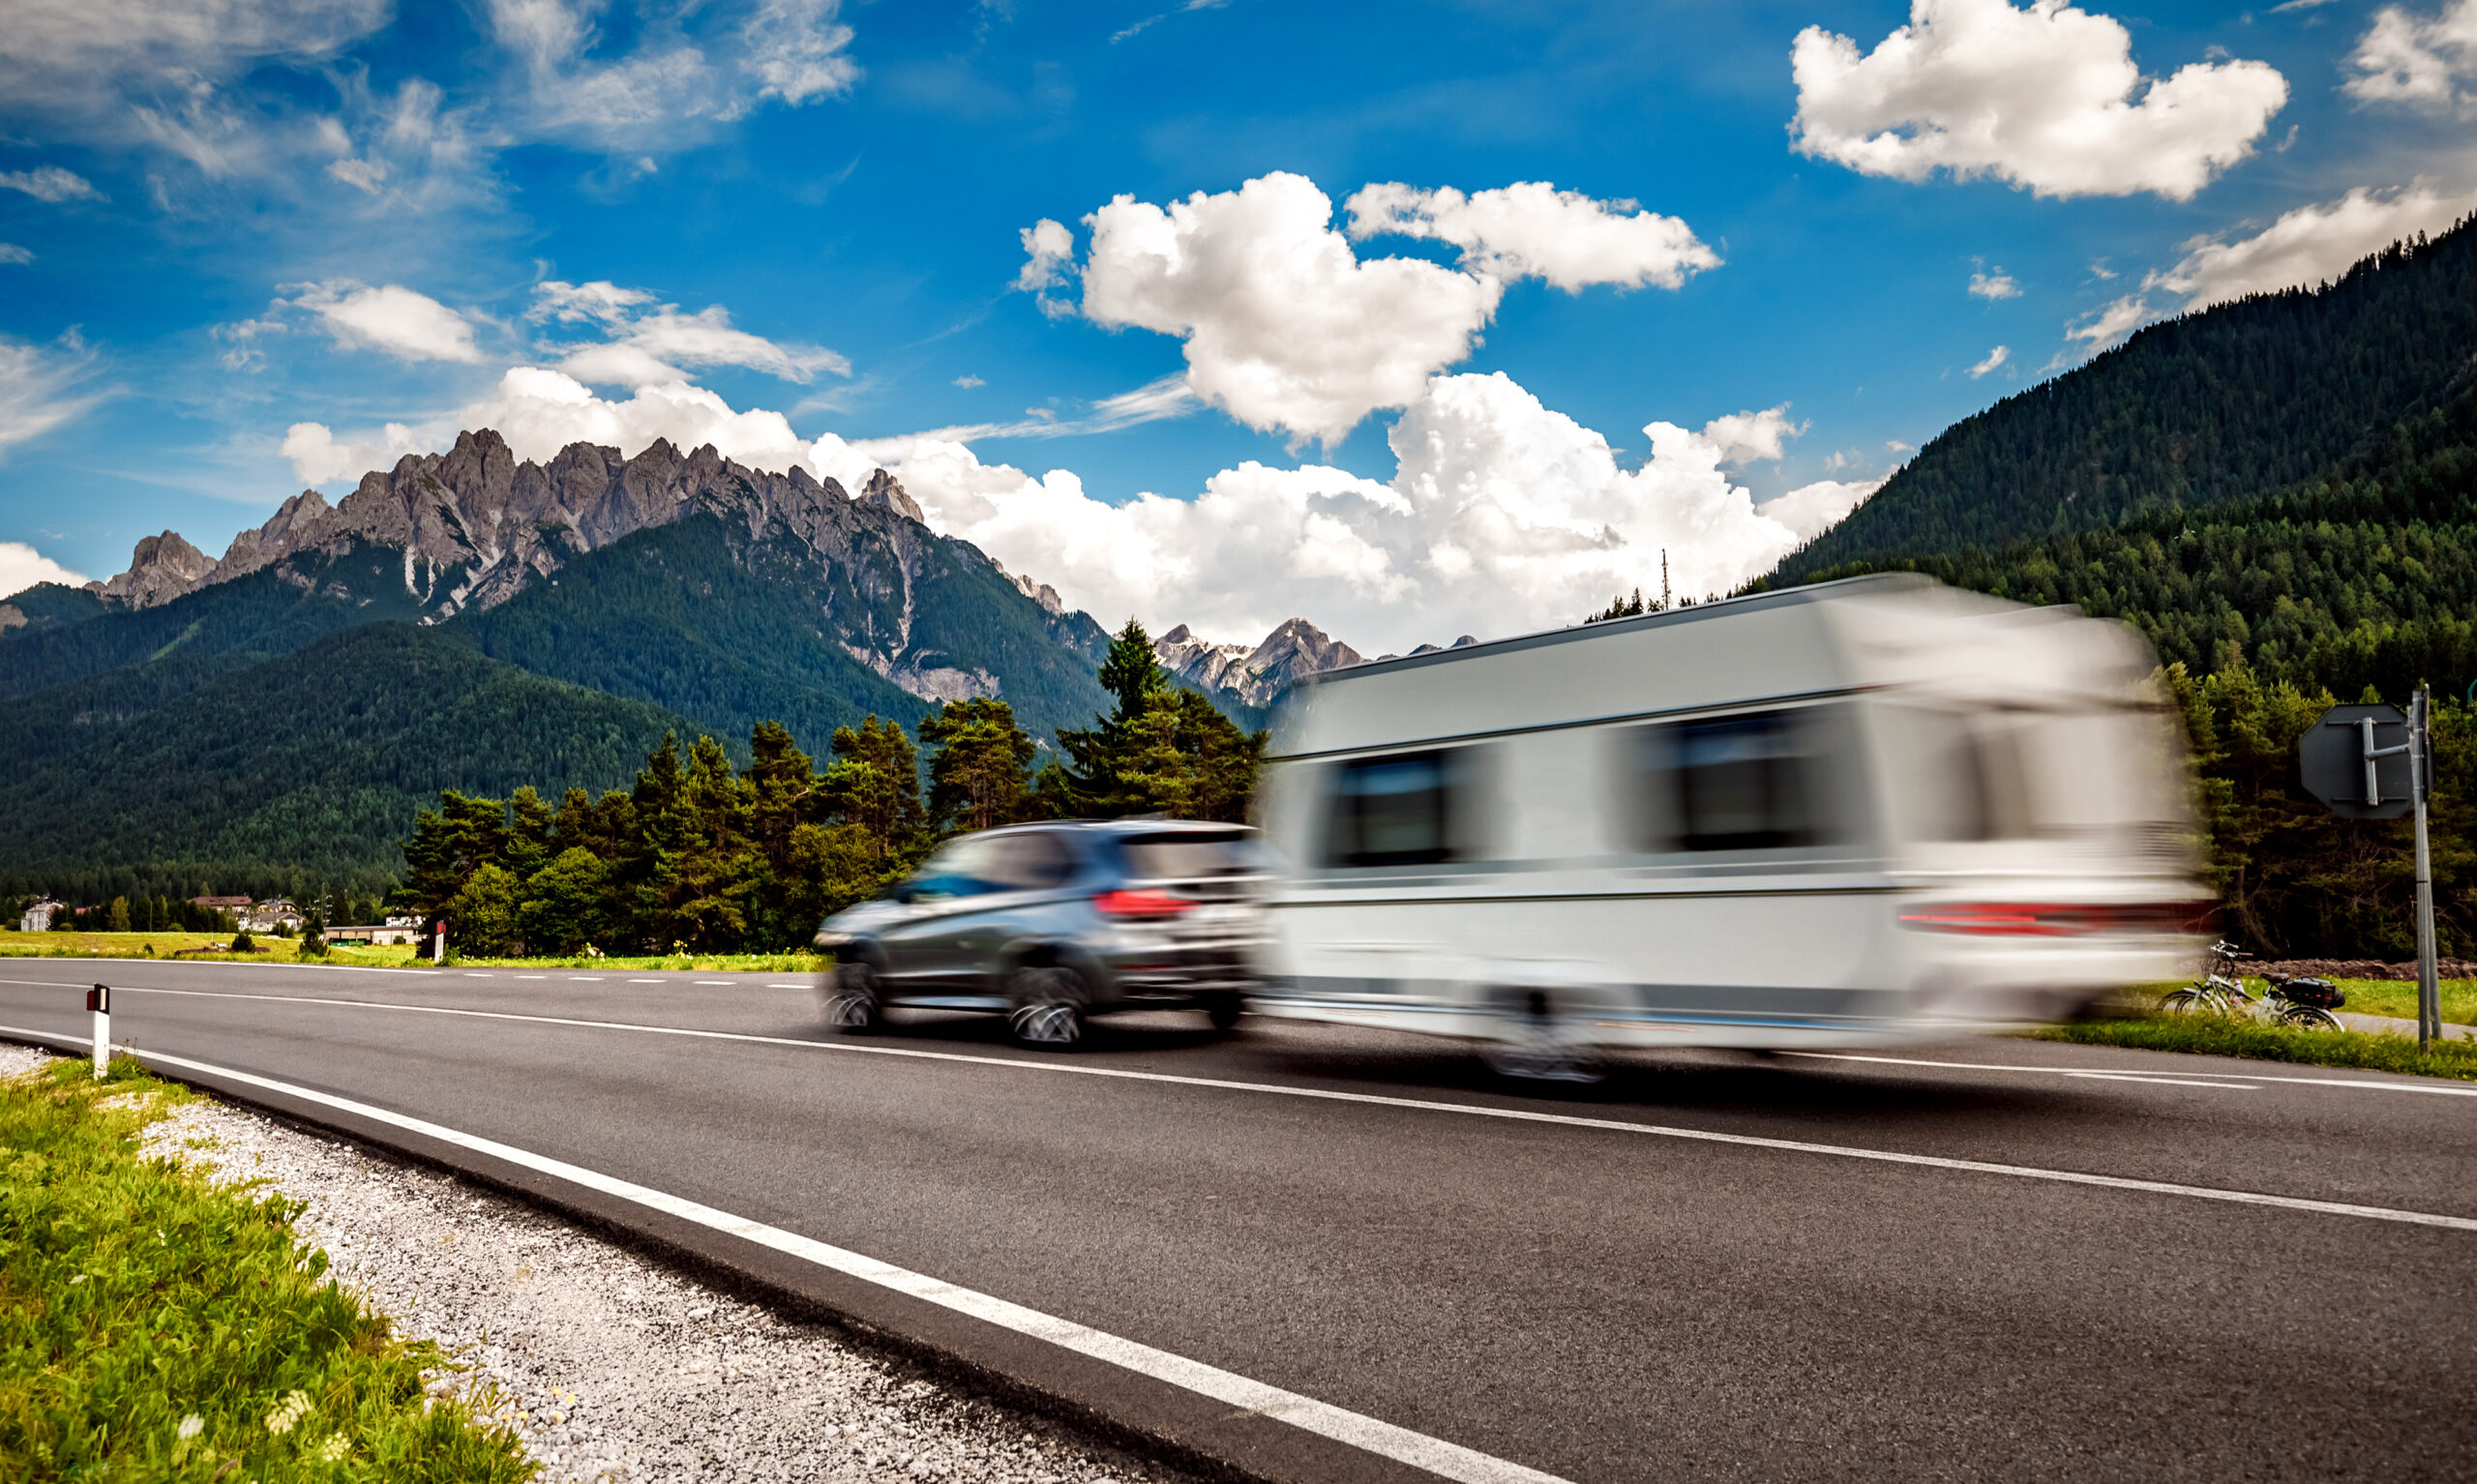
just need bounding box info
[1779,217,2477,579]
[388,622,1262,955]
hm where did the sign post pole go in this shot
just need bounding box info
[2411,687,2440,1051]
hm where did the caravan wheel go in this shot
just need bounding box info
[1481,991,1604,1084]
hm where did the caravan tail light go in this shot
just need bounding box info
[1898,902,2216,936]
[1094,889,1195,920]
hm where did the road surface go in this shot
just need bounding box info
[3,956,2471,1481]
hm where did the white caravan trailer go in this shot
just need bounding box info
[1248,575,2208,1074]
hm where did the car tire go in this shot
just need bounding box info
[1006,964,1088,1049]
[823,961,884,1035]
[1201,992,1243,1032]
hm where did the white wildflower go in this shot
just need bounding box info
[264,1389,311,1435]
[176,1413,204,1440]
[313,1432,349,1462]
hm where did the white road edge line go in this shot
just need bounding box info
[1783,1050,2477,1098]
[24,989,2477,1233]
[0,1025,1569,1484]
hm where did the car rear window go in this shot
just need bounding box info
[1119,833,1256,881]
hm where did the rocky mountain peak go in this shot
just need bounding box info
[860,468,924,523]
[1153,615,1364,708]
[87,530,218,609]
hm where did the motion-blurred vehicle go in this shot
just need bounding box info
[1248,574,2212,1079]
[814,820,1266,1048]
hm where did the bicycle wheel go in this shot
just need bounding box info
[2277,1005,2343,1032]
[2159,988,2209,1016]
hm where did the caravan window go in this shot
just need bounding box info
[1327,751,1460,867]
[1635,709,1836,853]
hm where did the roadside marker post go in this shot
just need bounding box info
[84,983,109,1078]
[2300,691,2443,1049]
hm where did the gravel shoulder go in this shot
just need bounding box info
[0,1044,1203,1484]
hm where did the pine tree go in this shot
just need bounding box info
[918,697,1039,833]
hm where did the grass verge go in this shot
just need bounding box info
[2031,1015,2477,1082]
[0,934,825,975]
[0,1054,533,1481]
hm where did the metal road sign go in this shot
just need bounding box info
[2299,704,2415,819]
[2296,692,2444,1046]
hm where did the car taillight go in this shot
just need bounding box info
[1095,889,1194,919]
[1898,902,2216,936]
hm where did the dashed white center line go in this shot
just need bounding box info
[515,974,548,980]
[694,980,732,985]
[463,972,493,978]
[768,982,808,988]
[627,978,663,983]
[568,976,604,982]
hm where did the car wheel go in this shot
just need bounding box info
[1007,964,1088,1049]
[823,961,884,1035]
[1201,992,1244,1033]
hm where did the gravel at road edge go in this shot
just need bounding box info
[0,1044,1208,1484]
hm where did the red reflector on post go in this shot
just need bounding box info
[1094,889,1194,919]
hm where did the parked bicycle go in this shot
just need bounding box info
[2159,940,2344,1030]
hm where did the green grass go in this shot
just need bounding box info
[2031,1015,2477,1082]
[0,934,827,975]
[0,1055,534,1481]
[2281,977,2477,1024]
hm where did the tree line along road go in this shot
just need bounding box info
[3,958,2472,1482]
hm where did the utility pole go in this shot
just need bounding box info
[1659,549,1671,612]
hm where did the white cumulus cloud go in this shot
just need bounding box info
[1014,218,1078,316]
[1343,181,1719,291]
[1968,344,2011,377]
[0,245,32,265]
[1072,172,1498,446]
[1968,266,2021,298]
[817,373,1874,652]
[1053,171,1711,447]
[2346,0,2477,108]
[292,281,485,364]
[1790,0,2288,200]
[0,541,91,600]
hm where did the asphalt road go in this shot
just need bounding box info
[5,956,2474,1482]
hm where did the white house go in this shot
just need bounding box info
[19,899,63,933]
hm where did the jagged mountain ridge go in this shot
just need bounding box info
[1152,617,1368,710]
[77,429,1110,711]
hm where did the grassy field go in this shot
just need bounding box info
[0,1054,532,1481]
[2283,977,2477,1024]
[0,933,825,974]
[2033,1015,2477,1081]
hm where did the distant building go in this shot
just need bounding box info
[237,900,305,934]
[20,899,63,932]
[191,895,252,912]
[326,924,423,946]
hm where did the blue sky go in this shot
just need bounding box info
[3,0,2472,650]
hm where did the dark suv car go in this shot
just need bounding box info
[814,820,1267,1047]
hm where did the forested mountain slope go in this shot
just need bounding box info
[1776,217,2477,581]
[0,624,695,898]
